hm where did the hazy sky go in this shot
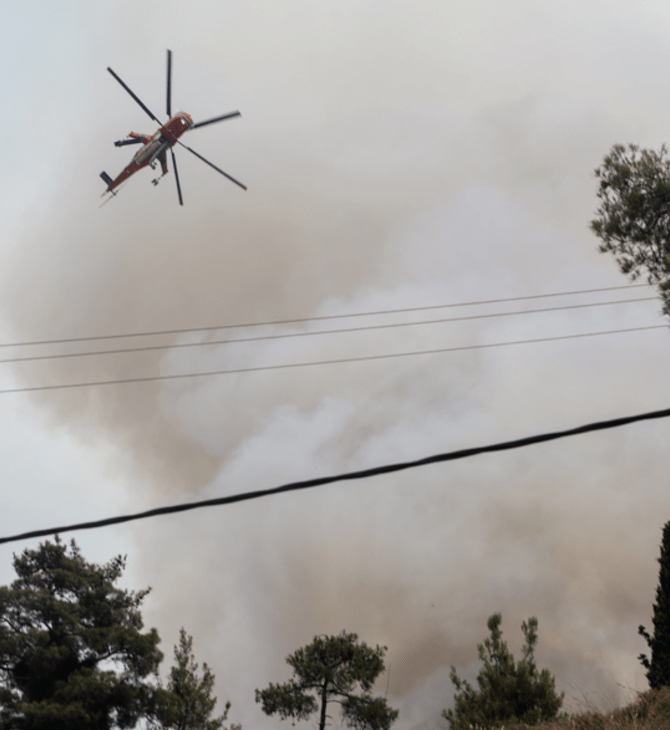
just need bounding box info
[2,2,670,728]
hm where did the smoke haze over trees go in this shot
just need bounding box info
[3,2,670,729]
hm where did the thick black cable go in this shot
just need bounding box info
[0,296,657,366]
[0,284,650,350]
[0,324,664,396]
[2,405,669,546]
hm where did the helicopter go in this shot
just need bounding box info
[100,49,246,205]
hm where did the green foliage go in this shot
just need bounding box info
[255,631,398,730]
[590,143,670,316]
[442,613,564,730]
[639,521,670,689]
[0,538,235,730]
[157,627,239,730]
[0,537,163,729]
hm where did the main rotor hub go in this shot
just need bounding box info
[160,112,193,144]
[176,111,194,129]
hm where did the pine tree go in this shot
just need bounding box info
[255,631,398,730]
[0,538,164,729]
[158,628,240,730]
[443,613,563,729]
[639,521,670,689]
[590,143,670,318]
[0,539,235,730]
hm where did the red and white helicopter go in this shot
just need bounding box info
[101,49,246,205]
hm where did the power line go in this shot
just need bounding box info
[0,296,658,366]
[0,323,665,395]
[0,283,651,350]
[2,404,669,546]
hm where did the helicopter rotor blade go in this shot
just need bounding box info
[192,111,241,129]
[107,67,162,124]
[177,141,247,190]
[166,49,172,118]
[170,148,183,206]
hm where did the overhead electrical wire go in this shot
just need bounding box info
[0,295,658,365]
[0,323,665,396]
[2,404,669,546]
[0,283,652,350]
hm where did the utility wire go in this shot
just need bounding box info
[0,324,665,396]
[2,404,669,546]
[0,296,658,366]
[0,283,651,350]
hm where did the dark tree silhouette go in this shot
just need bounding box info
[591,143,670,317]
[639,521,670,689]
[0,538,236,730]
[255,631,398,730]
[443,613,563,729]
[0,538,163,729]
[157,627,240,730]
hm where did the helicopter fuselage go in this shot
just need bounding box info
[102,112,194,193]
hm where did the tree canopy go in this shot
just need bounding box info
[639,521,670,690]
[442,613,563,729]
[0,538,235,730]
[0,538,162,729]
[255,631,398,730]
[158,627,239,730]
[590,143,670,316]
